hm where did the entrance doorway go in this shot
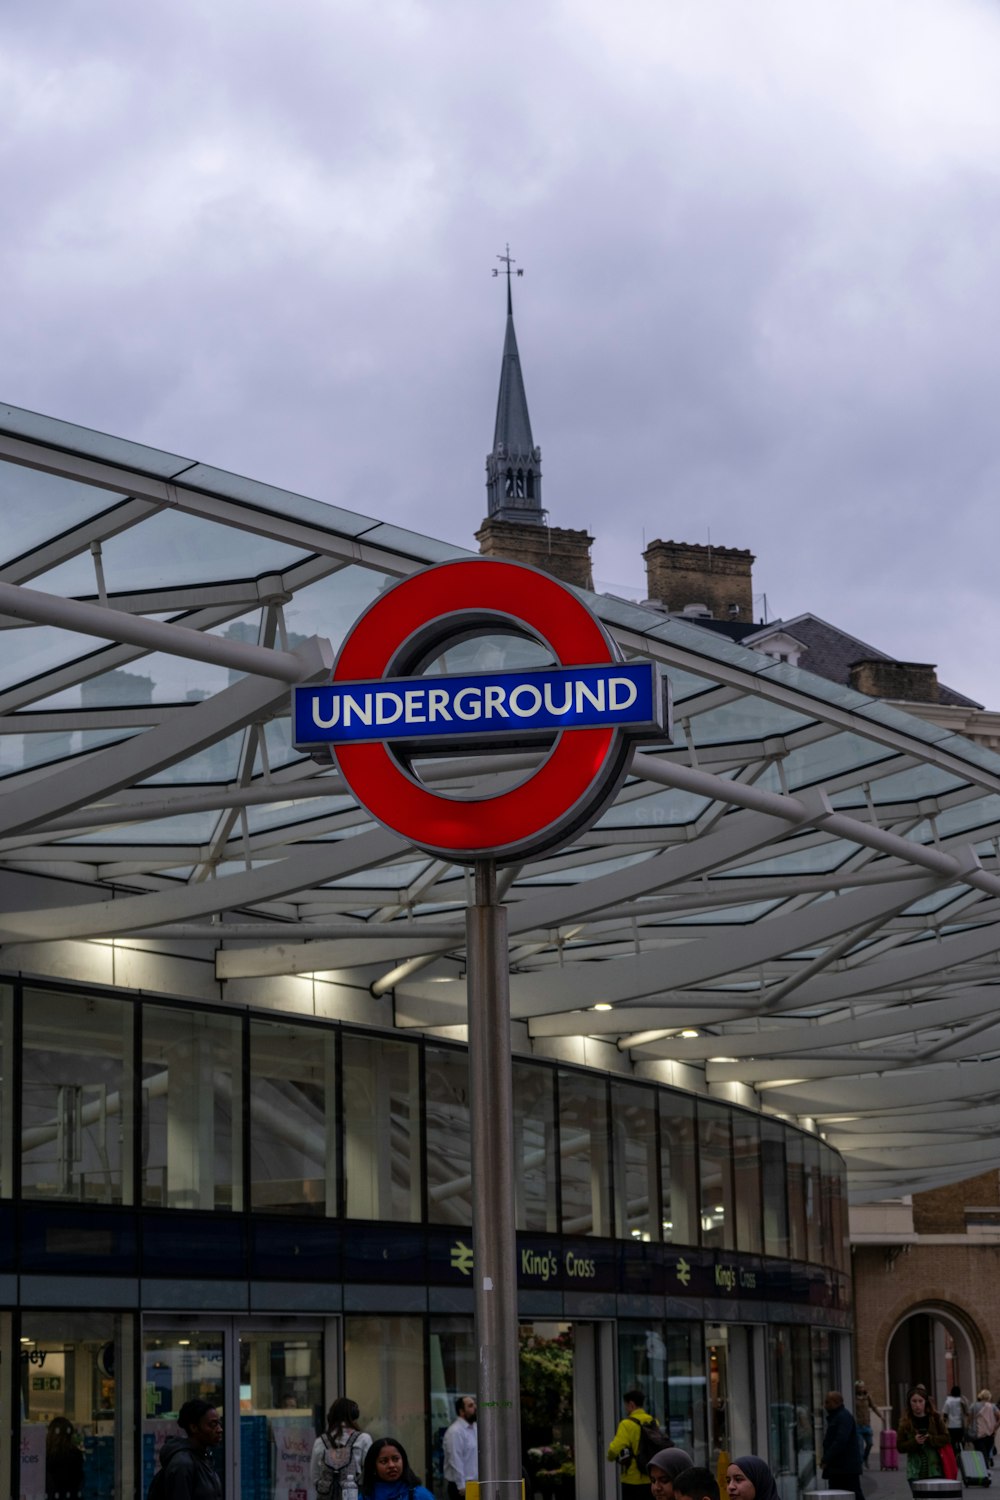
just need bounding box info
[520,1321,614,1500]
[886,1307,979,1421]
[707,1325,762,1471]
[143,1315,338,1499]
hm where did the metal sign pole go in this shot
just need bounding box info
[467,857,522,1500]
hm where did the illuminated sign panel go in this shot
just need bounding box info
[291,558,671,862]
[294,662,660,747]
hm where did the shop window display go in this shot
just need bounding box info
[19,1311,134,1500]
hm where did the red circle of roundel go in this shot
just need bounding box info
[332,559,622,859]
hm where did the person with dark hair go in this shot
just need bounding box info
[897,1388,949,1484]
[648,1449,693,1500]
[854,1383,873,1470]
[672,1467,720,1500]
[725,1457,779,1500]
[359,1437,434,1500]
[154,1399,223,1499]
[607,1389,657,1490]
[443,1396,478,1500]
[311,1396,372,1500]
[822,1391,865,1500]
[46,1417,84,1500]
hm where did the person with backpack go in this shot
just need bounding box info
[148,1400,223,1500]
[967,1389,1000,1470]
[359,1437,435,1500]
[311,1397,372,1500]
[607,1389,669,1491]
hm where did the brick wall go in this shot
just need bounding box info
[476,518,594,590]
[853,1242,999,1410]
[849,659,940,704]
[913,1171,1000,1235]
[643,539,754,620]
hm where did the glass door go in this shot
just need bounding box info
[143,1325,229,1497]
[143,1317,336,1500]
[239,1325,325,1500]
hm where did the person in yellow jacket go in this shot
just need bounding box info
[607,1389,657,1489]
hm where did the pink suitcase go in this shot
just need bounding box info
[880,1429,898,1471]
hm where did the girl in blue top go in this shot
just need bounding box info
[360,1437,435,1500]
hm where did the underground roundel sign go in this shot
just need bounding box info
[292,558,670,862]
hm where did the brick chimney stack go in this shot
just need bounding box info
[849,660,940,704]
[643,539,755,620]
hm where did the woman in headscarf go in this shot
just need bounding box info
[649,1449,694,1500]
[725,1457,780,1500]
[897,1388,949,1483]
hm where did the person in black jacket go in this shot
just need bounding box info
[156,1399,223,1500]
[822,1392,864,1500]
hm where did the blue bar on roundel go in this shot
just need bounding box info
[293,662,666,748]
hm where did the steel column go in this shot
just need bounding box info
[466,858,522,1500]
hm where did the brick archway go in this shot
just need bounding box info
[874,1296,992,1418]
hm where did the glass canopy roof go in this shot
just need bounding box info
[2,401,999,1204]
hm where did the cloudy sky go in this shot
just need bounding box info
[2,0,999,703]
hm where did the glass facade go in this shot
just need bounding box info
[1,979,851,1499]
[0,981,852,1269]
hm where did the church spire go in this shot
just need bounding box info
[486,246,545,525]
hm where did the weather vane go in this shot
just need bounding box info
[492,243,523,311]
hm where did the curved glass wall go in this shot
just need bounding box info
[0,979,850,1276]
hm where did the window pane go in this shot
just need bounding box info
[0,984,12,1197]
[343,1034,421,1221]
[612,1081,660,1241]
[805,1137,823,1264]
[250,1019,335,1215]
[666,1320,707,1464]
[761,1119,789,1259]
[21,1310,135,1500]
[513,1061,557,1232]
[558,1069,610,1237]
[142,1006,243,1211]
[732,1111,762,1254]
[619,1321,667,1431]
[785,1129,808,1261]
[659,1092,697,1245]
[429,1316,477,1488]
[345,1315,426,1475]
[697,1102,734,1250]
[820,1147,842,1271]
[22,989,133,1205]
[426,1045,471,1226]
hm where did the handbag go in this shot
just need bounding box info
[941,1444,959,1481]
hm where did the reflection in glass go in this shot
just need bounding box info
[0,985,11,1198]
[345,1314,425,1476]
[426,1045,471,1225]
[659,1092,697,1245]
[707,1323,757,1468]
[697,1101,734,1250]
[343,1034,421,1221]
[142,1007,243,1211]
[805,1137,824,1265]
[241,1324,324,1500]
[619,1321,667,1436]
[513,1061,558,1232]
[761,1119,789,1259]
[22,1310,135,1500]
[732,1110,762,1254]
[429,1316,478,1487]
[558,1069,610,1236]
[143,1328,225,1494]
[612,1081,659,1241]
[22,990,133,1204]
[666,1321,707,1463]
[250,1020,336,1215]
[785,1130,808,1262]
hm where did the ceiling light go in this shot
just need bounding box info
[708,1056,737,1063]
[680,1029,699,1038]
[593,1003,613,1012]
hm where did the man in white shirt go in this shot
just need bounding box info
[443,1396,478,1500]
